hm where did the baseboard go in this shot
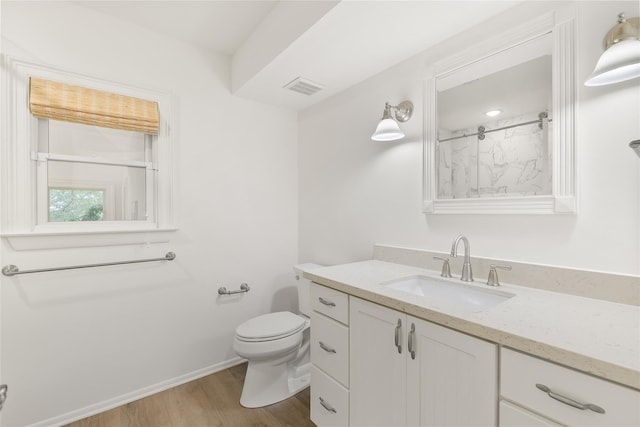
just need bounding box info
[29,357,246,427]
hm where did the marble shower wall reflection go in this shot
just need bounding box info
[437,113,552,199]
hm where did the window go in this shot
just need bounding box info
[36,120,152,224]
[1,56,176,249]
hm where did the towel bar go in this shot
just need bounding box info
[2,252,176,277]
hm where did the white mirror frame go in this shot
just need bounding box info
[423,12,576,215]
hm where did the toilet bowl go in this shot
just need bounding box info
[233,263,322,408]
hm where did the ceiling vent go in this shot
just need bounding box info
[283,77,324,96]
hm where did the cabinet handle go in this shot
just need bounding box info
[535,384,606,414]
[319,341,337,354]
[0,384,7,410]
[319,397,337,413]
[318,297,336,307]
[394,319,402,354]
[408,323,416,359]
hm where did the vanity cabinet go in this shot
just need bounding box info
[500,348,640,427]
[349,297,498,427]
[309,283,350,427]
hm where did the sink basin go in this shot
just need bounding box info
[381,275,514,311]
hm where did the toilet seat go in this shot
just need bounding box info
[236,312,307,342]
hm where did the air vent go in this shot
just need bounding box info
[283,77,324,96]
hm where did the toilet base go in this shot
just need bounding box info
[240,360,311,408]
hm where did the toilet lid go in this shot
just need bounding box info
[236,312,306,341]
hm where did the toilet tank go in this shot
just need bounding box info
[293,263,324,317]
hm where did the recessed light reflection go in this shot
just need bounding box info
[485,109,502,117]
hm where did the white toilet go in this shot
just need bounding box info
[233,263,322,408]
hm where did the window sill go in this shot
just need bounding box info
[1,227,178,251]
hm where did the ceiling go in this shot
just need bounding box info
[81,1,522,111]
[81,1,279,55]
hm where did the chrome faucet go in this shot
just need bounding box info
[450,234,473,282]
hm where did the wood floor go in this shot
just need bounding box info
[65,363,316,427]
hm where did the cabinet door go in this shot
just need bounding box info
[406,316,498,427]
[350,297,406,427]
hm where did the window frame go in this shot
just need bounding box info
[1,56,176,249]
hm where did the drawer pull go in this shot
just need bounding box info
[319,396,337,413]
[535,384,606,414]
[394,319,402,354]
[319,341,337,354]
[318,297,336,307]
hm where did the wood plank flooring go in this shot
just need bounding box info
[65,363,315,427]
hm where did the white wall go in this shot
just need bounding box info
[1,2,298,425]
[299,1,640,275]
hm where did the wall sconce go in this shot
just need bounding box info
[585,13,640,86]
[631,140,640,158]
[371,100,414,141]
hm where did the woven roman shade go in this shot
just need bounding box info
[29,77,159,134]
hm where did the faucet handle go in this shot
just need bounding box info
[487,264,512,287]
[433,257,452,278]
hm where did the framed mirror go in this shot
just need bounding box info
[424,12,576,214]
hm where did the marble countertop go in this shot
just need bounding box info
[304,260,640,391]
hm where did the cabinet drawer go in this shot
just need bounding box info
[311,365,349,427]
[500,400,561,426]
[311,283,349,325]
[501,348,640,426]
[311,311,349,387]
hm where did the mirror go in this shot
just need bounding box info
[437,34,552,199]
[424,14,576,214]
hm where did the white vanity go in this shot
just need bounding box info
[306,257,640,427]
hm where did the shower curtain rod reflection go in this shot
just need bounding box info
[438,112,551,143]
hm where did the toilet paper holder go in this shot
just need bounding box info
[218,282,250,295]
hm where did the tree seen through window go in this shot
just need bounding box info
[49,188,104,222]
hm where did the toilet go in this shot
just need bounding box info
[233,263,322,408]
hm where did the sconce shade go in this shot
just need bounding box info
[371,100,413,141]
[585,39,640,86]
[371,118,405,141]
[585,14,640,86]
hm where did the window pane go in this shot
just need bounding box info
[48,120,146,162]
[47,161,146,221]
[49,188,104,222]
